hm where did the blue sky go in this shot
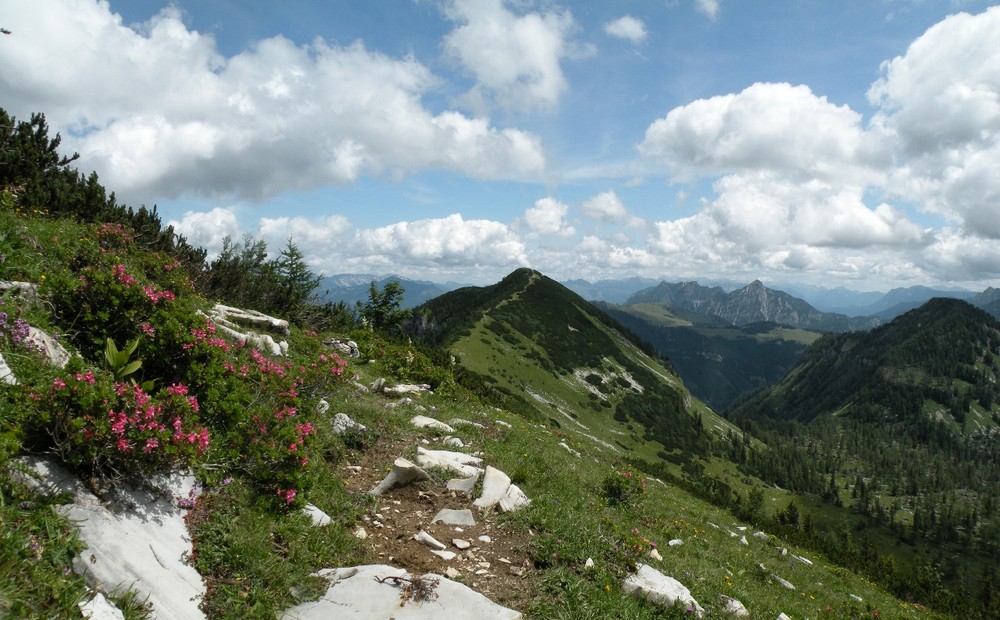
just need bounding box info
[2,1,999,291]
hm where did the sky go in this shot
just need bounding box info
[2,0,1000,291]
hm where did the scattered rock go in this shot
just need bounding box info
[450,419,485,429]
[369,458,432,496]
[584,557,595,570]
[453,539,471,550]
[432,550,457,561]
[478,536,492,544]
[773,575,796,590]
[668,539,683,547]
[204,305,289,356]
[416,447,483,477]
[623,564,704,617]
[495,420,512,429]
[332,413,367,435]
[322,338,360,358]
[558,441,580,457]
[647,548,663,562]
[446,472,479,496]
[411,416,456,433]
[370,377,386,392]
[281,565,522,619]
[387,383,431,395]
[473,466,531,512]
[352,381,370,393]
[353,527,368,540]
[777,614,792,620]
[302,504,331,527]
[431,508,476,527]
[0,352,17,385]
[0,280,39,302]
[720,595,750,618]
[849,594,863,603]
[753,531,770,540]
[26,327,71,368]
[413,530,447,551]
[739,535,748,546]
[79,592,124,620]
[445,567,462,579]
[443,436,465,448]
[791,554,813,566]
[385,398,413,409]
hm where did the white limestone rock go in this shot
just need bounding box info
[0,351,17,385]
[446,472,479,496]
[668,538,683,547]
[720,595,750,618]
[79,592,124,620]
[443,436,465,448]
[302,504,331,527]
[623,564,704,617]
[432,508,476,526]
[773,575,796,590]
[647,548,663,562]
[26,327,71,368]
[777,614,792,620]
[369,458,432,496]
[332,413,366,435]
[281,565,522,619]
[473,466,511,509]
[413,530,447,550]
[411,416,456,433]
[18,457,205,620]
[416,447,483,477]
[387,383,431,395]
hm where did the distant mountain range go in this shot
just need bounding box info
[626,280,883,331]
[315,274,466,309]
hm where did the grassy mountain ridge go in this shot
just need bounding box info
[411,268,732,461]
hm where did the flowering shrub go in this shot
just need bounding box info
[601,468,647,509]
[178,317,352,506]
[0,302,34,352]
[23,365,209,480]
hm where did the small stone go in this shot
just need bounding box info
[777,614,792,620]
[446,472,479,496]
[353,527,368,540]
[647,548,663,561]
[443,436,465,448]
[849,594,863,603]
[509,566,526,576]
[302,504,331,527]
[432,508,476,526]
[79,592,124,620]
[720,595,750,618]
[739,535,748,546]
[332,413,367,436]
[475,569,489,576]
[478,535,492,544]
[668,539,683,547]
[368,458,432,496]
[495,420,512,428]
[453,539,471,550]
[432,550,457,561]
[584,558,595,570]
[773,575,796,590]
[446,567,462,579]
[413,530,446,550]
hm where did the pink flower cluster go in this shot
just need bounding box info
[143,286,175,304]
[183,319,232,352]
[104,382,210,454]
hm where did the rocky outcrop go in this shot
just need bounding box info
[202,305,289,356]
[280,564,522,619]
[17,457,205,620]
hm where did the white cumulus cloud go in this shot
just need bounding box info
[524,198,576,237]
[604,16,648,43]
[696,0,720,21]
[0,0,546,206]
[442,0,590,112]
[868,5,1000,239]
[352,213,528,268]
[168,207,241,258]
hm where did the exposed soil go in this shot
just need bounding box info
[337,414,541,613]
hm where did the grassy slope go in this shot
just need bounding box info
[0,210,944,618]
